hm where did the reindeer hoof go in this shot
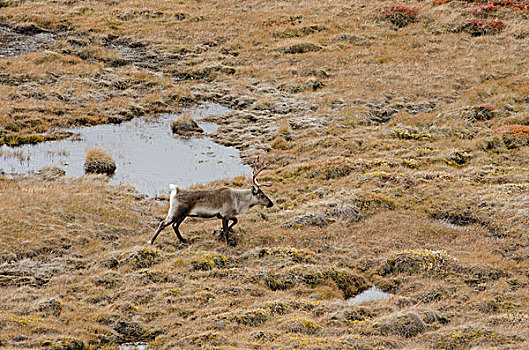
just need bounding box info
[226,236,238,247]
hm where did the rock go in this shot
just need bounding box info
[282,213,328,228]
[325,204,361,223]
[280,42,322,54]
[376,312,426,337]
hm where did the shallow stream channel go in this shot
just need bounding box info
[0,103,251,197]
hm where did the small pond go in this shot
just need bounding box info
[0,103,251,197]
[347,286,393,304]
[119,342,149,350]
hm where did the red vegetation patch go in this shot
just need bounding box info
[436,0,529,12]
[473,4,502,17]
[434,0,526,35]
[463,18,506,35]
[378,5,419,28]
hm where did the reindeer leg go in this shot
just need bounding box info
[149,218,172,244]
[222,217,230,245]
[172,222,187,244]
[228,217,238,230]
[222,217,238,246]
[215,214,225,239]
[150,206,188,244]
[219,217,237,238]
[171,210,189,244]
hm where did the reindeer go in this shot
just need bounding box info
[149,157,273,245]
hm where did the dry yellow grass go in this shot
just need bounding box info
[1,0,529,348]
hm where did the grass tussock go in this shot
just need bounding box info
[84,147,116,175]
[170,113,203,136]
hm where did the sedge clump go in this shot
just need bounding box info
[170,113,204,136]
[83,147,116,175]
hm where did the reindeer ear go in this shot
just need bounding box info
[251,185,258,194]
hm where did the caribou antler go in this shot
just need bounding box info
[253,156,273,189]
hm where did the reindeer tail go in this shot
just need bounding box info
[169,184,179,203]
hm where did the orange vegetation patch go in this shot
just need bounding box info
[498,125,529,139]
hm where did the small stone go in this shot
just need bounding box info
[280,42,322,54]
[283,212,328,228]
[376,312,426,337]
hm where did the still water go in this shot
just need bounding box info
[348,286,393,304]
[0,104,250,197]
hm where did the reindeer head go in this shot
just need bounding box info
[252,156,274,208]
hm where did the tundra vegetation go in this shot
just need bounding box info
[1,0,529,349]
